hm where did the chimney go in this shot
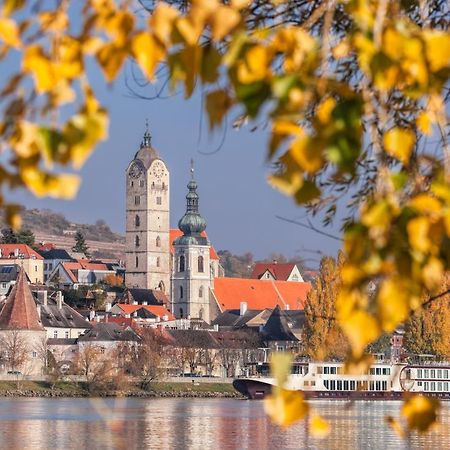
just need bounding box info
[43,290,48,306]
[132,300,138,305]
[14,248,19,257]
[240,301,248,316]
[57,291,63,309]
[142,301,148,305]
[105,302,111,312]
[213,324,219,332]
[162,314,168,321]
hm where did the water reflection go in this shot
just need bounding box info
[0,398,448,449]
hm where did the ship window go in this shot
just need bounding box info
[382,381,387,390]
[417,382,422,387]
[350,380,355,390]
[438,382,443,391]
[324,367,329,375]
[324,380,329,390]
[344,380,349,391]
[444,370,449,378]
[370,368,375,375]
[330,380,336,390]
[418,369,423,378]
[431,369,436,378]
[337,380,342,391]
[431,382,436,391]
[424,369,429,378]
[330,367,336,375]
[424,382,429,391]
[444,382,449,391]
[438,369,442,378]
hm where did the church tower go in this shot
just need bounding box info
[125,127,170,293]
[172,163,213,323]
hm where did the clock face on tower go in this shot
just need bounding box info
[152,161,165,179]
[129,161,144,178]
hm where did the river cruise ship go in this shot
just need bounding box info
[233,360,450,400]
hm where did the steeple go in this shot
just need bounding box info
[174,161,208,245]
[140,119,151,148]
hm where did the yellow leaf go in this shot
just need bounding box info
[332,39,350,59]
[22,45,56,93]
[340,310,380,358]
[237,45,271,84]
[102,10,135,47]
[424,31,450,72]
[264,389,309,427]
[82,36,104,55]
[401,395,440,433]
[268,171,303,196]
[205,89,232,129]
[383,128,415,165]
[377,279,410,332]
[407,216,431,253]
[39,9,68,32]
[11,121,40,158]
[5,204,22,230]
[290,136,324,174]
[55,36,83,79]
[416,111,432,135]
[316,97,336,124]
[49,80,75,106]
[96,43,127,82]
[151,3,179,46]
[21,167,80,199]
[409,194,441,215]
[270,352,293,388]
[422,257,444,291]
[131,32,165,81]
[64,109,109,169]
[176,17,204,46]
[386,416,405,438]
[210,5,240,41]
[231,0,249,9]
[310,415,330,438]
[0,17,20,47]
[344,354,374,375]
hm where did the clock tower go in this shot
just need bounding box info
[125,127,170,293]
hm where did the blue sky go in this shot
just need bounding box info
[12,62,342,264]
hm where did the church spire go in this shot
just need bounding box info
[140,119,151,148]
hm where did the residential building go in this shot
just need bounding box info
[39,248,74,282]
[251,262,304,282]
[0,244,44,284]
[0,268,46,376]
[110,303,175,322]
[0,264,25,297]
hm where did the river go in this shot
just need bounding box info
[0,398,448,449]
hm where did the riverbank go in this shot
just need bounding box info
[0,380,242,398]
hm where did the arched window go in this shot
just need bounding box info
[198,255,204,273]
[199,308,204,320]
[179,286,183,299]
[156,236,161,247]
[159,280,165,292]
[135,235,140,247]
[179,308,184,318]
[179,255,185,272]
[199,286,203,298]
[156,257,160,268]
[139,179,145,187]
[135,215,140,227]
[151,182,155,189]
[135,256,138,268]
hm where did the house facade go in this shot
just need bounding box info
[0,244,44,284]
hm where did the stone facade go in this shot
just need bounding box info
[125,131,171,293]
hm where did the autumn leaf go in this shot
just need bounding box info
[264,389,309,427]
[22,45,56,93]
[416,112,432,135]
[377,279,411,332]
[401,395,440,433]
[290,136,324,174]
[205,90,233,129]
[131,32,165,81]
[384,128,415,165]
[0,17,20,47]
[407,216,431,253]
[151,3,179,46]
[310,415,330,438]
[210,5,240,41]
[96,43,127,82]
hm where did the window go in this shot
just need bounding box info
[438,369,442,379]
[1,283,6,288]
[35,265,38,272]
[135,195,140,205]
[44,263,48,270]
[139,179,145,187]
[179,308,184,318]
[199,286,203,298]
[135,256,139,268]
[424,369,429,378]
[344,380,349,390]
[65,331,69,338]
[337,380,342,390]
[162,182,165,189]
[179,255,185,272]
[156,197,162,205]
[135,235,140,247]
[291,274,298,281]
[49,263,52,270]
[198,255,204,272]
[53,330,58,338]
[32,351,37,358]
[156,236,161,247]
[376,368,381,375]
[431,369,436,378]
[135,215,140,227]
[156,257,160,268]
[180,286,183,299]
[418,369,423,378]
[130,180,134,187]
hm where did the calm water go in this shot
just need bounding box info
[0,398,448,449]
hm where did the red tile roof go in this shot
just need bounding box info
[169,229,219,260]
[0,267,44,330]
[212,277,310,312]
[251,263,297,281]
[37,242,56,251]
[0,244,44,260]
[115,304,175,321]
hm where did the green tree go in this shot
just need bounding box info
[72,231,90,258]
[302,253,349,360]
[1,228,36,248]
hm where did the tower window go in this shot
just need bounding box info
[180,286,183,299]
[156,257,160,268]
[135,215,140,227]
[179,255,185,272]
[130,181,134,187]
[199,286,203,298]
[180,308,184,318]
[139,179,145,187]
[135,256,138,268]
[156,197,162,205]
[151,182,155,189]
[162,182,165,190]
[135,195,140,205]
[135,235,140,247]
[198,256,204,273]
[156,236,161,247]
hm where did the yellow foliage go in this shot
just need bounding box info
[96,43,127,82]
[377,279,411,332]
[401,395,440,433]
[0,17,20,47]
[423,31,450,72]
[290,137,324,174]
[205,90,233,129]
[383,128,415,165]
[416,111,432,135]
[310,415,330,438]
[22,45,56,93]
[237,45,271,84]
[131,32,165,81]
[407,216,431,253]
[210,6,240,41]
[151,3,179,46]
[264,389,309,427]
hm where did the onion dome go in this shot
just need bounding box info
[174,160,209,246]
[133,121,160,169]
